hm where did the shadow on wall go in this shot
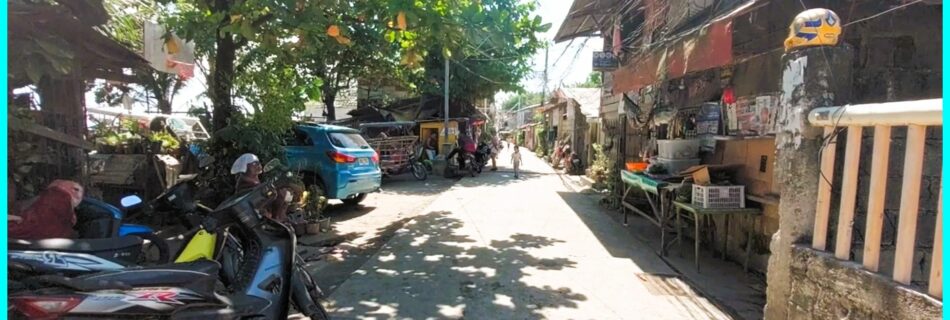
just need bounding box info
[326,211,587,319]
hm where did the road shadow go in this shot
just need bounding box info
[326,211,587,319]
[556,190,760,320]
[377,173,456,197]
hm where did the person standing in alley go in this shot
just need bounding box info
[511,145,522,178]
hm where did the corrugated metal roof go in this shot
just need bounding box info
[554,0,624,43]
[561,88,603,118]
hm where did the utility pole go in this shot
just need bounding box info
[444,56,450,142]
[540,46,549,106]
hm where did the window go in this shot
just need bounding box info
[285,129,313,146]
[328,132,370,149]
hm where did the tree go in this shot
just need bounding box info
[99,0,185,114]
[386,0,550,104]
[297,0,403,121]
[573,72,602,88]
[501,92,541,111]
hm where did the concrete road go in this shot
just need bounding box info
[321,147,733,320]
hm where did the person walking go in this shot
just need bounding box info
[490,134,501,171]
[511,145,522,178]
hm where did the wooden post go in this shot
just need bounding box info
[835,126,862,260]
[928,182,942,298]
[813,126,837,250]
[894,125,927,285]
[863,125,892,271]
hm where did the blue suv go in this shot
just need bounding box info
[284,124,382,205]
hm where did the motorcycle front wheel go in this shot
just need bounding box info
[291,259,330,320]
[411,162,428,180]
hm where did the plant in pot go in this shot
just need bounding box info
[302,186,330,235]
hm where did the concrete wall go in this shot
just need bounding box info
[764,45,854,320]
[787,245,942,320]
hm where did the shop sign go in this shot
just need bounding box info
[592,51,619,71]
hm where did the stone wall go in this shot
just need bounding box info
[787,245,942,320]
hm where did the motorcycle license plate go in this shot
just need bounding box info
[358,158,370,165]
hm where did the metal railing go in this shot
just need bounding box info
[808,98,942,299]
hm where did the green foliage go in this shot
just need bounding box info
[572,72,602,88]
[386,0,549,102]
[149,131,181,152]
[534,123,547,156]
[589,143,609,188]
[501,91,542,111]
[8,4,77,86]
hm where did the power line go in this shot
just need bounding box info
[844,0,924,27]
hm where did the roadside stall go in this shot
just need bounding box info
[618,97,767,273]
[359,121,427,180]
[417,118,471,156]
[86,107,210,202]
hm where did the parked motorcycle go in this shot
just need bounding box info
[9,194,172,280]
[10,160,329,319]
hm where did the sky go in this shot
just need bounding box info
[495,0,603,105]
[85,0,602,113]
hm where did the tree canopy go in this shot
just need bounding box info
[501,91,542,111]
[572,72,602,88]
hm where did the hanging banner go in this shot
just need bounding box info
[144,22,196,80]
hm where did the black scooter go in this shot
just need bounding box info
[10,169,329,319]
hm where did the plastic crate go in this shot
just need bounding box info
[692,185,745,209]
[657,139,701,159]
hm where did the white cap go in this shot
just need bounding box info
[230,153,260,174]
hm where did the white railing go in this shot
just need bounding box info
[808,99,942,299]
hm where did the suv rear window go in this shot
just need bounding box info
[327,132,370,149]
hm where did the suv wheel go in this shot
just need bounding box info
[342,193,367,206]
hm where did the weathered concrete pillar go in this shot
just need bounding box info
[764,45,853,319]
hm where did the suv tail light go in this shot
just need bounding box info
[12,296,82,319]
[327,151,357,164]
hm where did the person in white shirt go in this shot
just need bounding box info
[511,145,522,178]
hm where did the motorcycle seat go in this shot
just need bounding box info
[26,260,221,296]
[9,236,143,253]
[81,259,221,285]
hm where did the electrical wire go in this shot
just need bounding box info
[843,0,925,27]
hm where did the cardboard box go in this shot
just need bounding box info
[679,164,744,185]
[705,138,777,196]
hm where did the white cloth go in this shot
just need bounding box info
[230,153,260,174]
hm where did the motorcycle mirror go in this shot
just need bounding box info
[263,159,281,172]
[120,195,143,208]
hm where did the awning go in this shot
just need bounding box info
[554,0,624,43]
[611,0,762,94]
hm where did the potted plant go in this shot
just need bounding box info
[303,187,329,235]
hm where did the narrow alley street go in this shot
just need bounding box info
[311,146,734,320]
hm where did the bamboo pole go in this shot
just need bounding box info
[813,127,837,250]
[894,125,927,285]
[835,126,862,260]
[928,182,942,298]
[863,125,892,271]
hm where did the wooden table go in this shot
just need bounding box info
[671,201,762,272]
[620,170,680,255]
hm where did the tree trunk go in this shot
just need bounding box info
[324,93,337,121]
[210,0,237,131]
[157,98,172,114]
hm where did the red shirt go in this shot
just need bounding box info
[10,187,77,239]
